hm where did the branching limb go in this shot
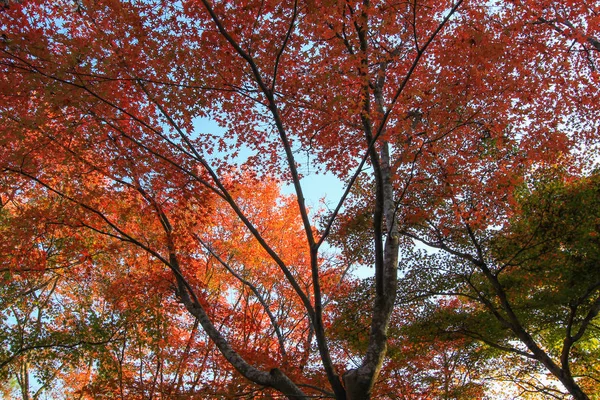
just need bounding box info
[192,233,289,360]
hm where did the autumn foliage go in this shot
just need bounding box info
[1,0,599,399]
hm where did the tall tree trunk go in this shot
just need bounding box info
[343,141,399,399]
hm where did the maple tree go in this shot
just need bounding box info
[0,0,599,399]
[398,171,600,399]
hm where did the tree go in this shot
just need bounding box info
[1,176,317,398]
[0,0,598,399]
[399,172,600,398]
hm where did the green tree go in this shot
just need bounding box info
[401,173,600,398]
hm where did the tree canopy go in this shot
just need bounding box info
[0,0,599,399]
[395,172,600,398]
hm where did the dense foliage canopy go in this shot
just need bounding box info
[1,0,599,398]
